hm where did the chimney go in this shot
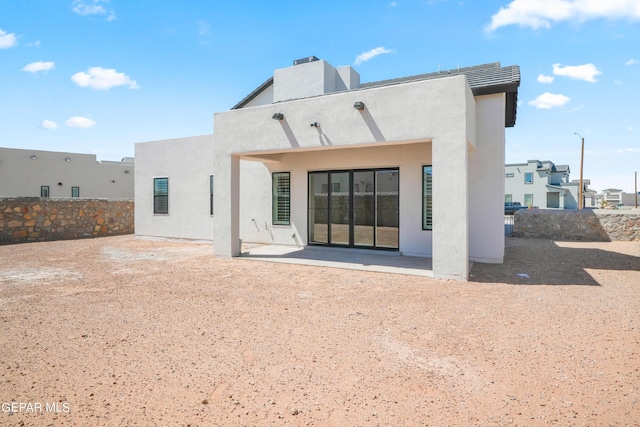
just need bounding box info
[273,58,360,103]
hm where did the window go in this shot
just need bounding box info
[41,186,49,198]
[422,165,433,230]
[209,175,215,215]
[332,182,341,192]
[524,172,533,184]
[505,173,514,178]
[154,178,169,214]
[272,172,290,225]
[524,194,533,207]
[71,187,80,198]
[505,194,512,203]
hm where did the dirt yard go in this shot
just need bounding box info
[1,236,639,426]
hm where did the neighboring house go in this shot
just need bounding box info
[0,147,134,199]
[504,160,590,209]
[584,188,602,208]
[135,58,521,280]
[601,188,623,206]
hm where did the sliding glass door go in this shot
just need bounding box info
[308,169,398,250]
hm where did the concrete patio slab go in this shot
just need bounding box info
[238,244,435,277]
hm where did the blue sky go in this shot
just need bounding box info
[2,0,639,192]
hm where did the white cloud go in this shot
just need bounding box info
[528,92,570,109]
[615,148,640,153]
[71,67,139,90]
[389,2,397,6]
[537,74,554,83]
[626,58,638,65]
[27,39,41,47]
[354,47,394,66]
[40,120,58,130]
[22,61,55,74]
[552,63,601,82]
[65,116,96,128]
[614,79,623,85]
[626,126,633,131]
[486,0,640,32]
[72,0,115,20]
[0,29,18,49]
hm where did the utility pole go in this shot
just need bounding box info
[574,133,585,209]
[635,171,638,209]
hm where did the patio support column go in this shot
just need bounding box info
[214,154,240,257]
[559,192,565,209]
[432,135,469,280]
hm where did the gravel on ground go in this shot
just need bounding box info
[1,235,638,426]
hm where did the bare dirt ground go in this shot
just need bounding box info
[1,235,639,426]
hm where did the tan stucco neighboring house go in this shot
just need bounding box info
[135,58,520,280]
[0,147,134,199]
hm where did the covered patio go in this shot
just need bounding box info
[239,243,444,277]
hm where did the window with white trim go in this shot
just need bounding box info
[272,172,290,225]
[422,165,433,230]
[524,194,533,207]
[524,172,533,184]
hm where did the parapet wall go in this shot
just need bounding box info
[514,209,640,241]
[0,198,134,244]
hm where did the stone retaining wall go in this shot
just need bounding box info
[514,209,640,241]
[0,198,134,244]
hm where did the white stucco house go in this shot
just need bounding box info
[135,58,520,280]
[505,159,592,210]
[0,147,134,199]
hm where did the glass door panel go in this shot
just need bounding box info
[353,171,375,247]
[329,172,350,245]
[308,169,399,250]
[375,170,399,248]
[308,172,328,244]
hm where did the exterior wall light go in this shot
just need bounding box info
[65,157,71,162]
[354,101,365,110]
[272,113,284,121]
[31,155,37,160]
[310,122,319,128]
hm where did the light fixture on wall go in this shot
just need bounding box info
[58,182,63,186]
[353,101,365,111]
[124,170,130,174]
[310,122,319,128]
[272,113,284,121]
[31,155,37,160]
[65,157,71,162]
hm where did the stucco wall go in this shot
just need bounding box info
[514,209,640,241]
[468,94,506,263]
[134,135,214,241]
[0,198,133,244]
[0,147,133,199]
